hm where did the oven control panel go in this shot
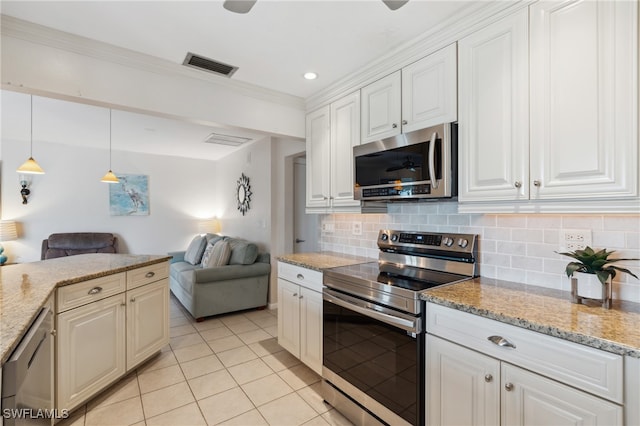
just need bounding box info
[378,229,477,255]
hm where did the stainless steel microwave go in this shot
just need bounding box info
[354,122,457,201]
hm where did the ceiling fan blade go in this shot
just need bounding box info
[382,0,409,11]
[223,0,257,14]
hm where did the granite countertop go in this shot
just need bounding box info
[277,252,375,271]
[0,253,171,365]
[422,277,640,358]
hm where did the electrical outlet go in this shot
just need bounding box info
[352,221,362,236]
[322,223,334,233]
[559,229,592,252]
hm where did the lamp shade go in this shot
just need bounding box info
[198,219,221,234]
[101,170,119,183]
[17,157,45,174]
[0,221,18,241]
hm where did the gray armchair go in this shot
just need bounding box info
[41,232,117,260]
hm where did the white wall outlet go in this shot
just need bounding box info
[559,229,592,252]
[322,223,335,233]
[352,221,362,236]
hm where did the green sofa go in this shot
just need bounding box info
[169,235,270,321]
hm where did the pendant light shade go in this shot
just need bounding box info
[101,109,119,184]
[16,96,45,174]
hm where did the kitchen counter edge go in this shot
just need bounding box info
[277,252,375,272]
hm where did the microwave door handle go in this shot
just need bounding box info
[428,131,438,189]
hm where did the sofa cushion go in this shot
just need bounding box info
[226,238,259,265]
[184,235,207,265]
[202,240,231,268]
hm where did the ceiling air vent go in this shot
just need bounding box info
[204,132,253,147]
[183,52,238,78]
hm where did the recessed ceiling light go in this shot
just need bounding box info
[303,72,318,80]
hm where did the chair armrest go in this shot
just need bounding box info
[194,262,271,283]
[168,251,186,263]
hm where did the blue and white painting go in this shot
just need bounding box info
[109,174,149,216]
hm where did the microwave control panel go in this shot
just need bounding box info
[361,183,430,198]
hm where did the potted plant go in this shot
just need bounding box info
[558,246,638,308]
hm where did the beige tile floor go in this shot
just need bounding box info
[59,295,353,426]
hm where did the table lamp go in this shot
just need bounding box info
[0,220,18,265]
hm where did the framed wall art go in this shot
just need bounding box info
[109,174,149,216]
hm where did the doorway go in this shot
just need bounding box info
[293,156,318,253]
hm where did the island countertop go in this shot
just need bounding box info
[277,251,374,271]
[0,253,171,365]
[422,277,640,358]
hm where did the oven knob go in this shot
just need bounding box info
[443,237,454,247]
[380,234,389,241]
[391,234,399,242]
[458,238,469,248]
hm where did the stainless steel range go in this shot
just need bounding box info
[321,229,479,426]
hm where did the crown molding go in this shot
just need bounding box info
[305,1,534,111]
[0,14,305,110]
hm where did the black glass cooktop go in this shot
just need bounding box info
[325,261,470,293]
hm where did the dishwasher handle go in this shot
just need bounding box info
[1,307,53,397]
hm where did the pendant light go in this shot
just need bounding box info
[16,95,45,174]
[100,109,119,183]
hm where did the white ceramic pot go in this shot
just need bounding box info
[570,271,612,309]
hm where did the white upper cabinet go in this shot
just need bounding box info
[402,43,457,134]
[306,92,361,212]
[459,0,638,209]
[361,43,458,144]
[305,105,331,209]
[330,91,361,208]
[458,8,530,202]
[361,70,402,143]
[529,0,638,200]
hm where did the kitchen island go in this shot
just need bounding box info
[0,253,171,365]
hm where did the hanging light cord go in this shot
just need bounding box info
[109,109,112,169]
[30,95,34,157]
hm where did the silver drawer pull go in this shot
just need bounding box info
[505,383,514,391]
[296,274,304,280]
[88,286,103,295]
[487,335,516,349]
[145,271,155,278]
[484,374,493,383]
[130,297,136,303]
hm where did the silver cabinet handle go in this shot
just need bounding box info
[484,374,493,383]
[505,383,514,391]
[121,303,127,307]
[392,123,398,128]
[292,293,298,297]
[145,271,155,278]
[487,335,516,349]
[296,274,304,280]
[88,286,103,295]
[51,329,57,337]
[514,181,522,188]
[130,297,136,303]
[533,180,541,187]
[299,295,303,299]
[402,119,408,125]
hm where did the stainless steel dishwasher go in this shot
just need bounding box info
[2,307,54,426]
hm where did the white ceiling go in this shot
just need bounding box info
[1,0,475,160]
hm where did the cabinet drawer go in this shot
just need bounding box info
[426,302,623,403]
[278,262,323,292]
[126,262,169,290]
[57,273,126,313]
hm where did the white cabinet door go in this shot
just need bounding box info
[126,279,170,370]
[361,71,402,143]
[427,335,500,426]
[502,363,622,426]
[529,0,638,200]
[56,294,126,411]
[277,278,300,357]
[306,106,331,209]
[330,91,361,208]
[458,8,530,202]
[299,286,323,375]
[402,43,457,133]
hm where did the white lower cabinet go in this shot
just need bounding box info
[277,262,323,375]
[426,303,623,425]
[55,262,169,411]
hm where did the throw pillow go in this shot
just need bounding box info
[184,235,207,265]
[226,238,258,265]
[202,240,231,268]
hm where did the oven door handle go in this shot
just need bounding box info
[323,289,420,334]
[428,130,438,189]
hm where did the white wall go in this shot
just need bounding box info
[319,203,640,303]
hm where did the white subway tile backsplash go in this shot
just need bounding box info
[320,208,640,303]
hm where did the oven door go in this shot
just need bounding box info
[322,288,424,426]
